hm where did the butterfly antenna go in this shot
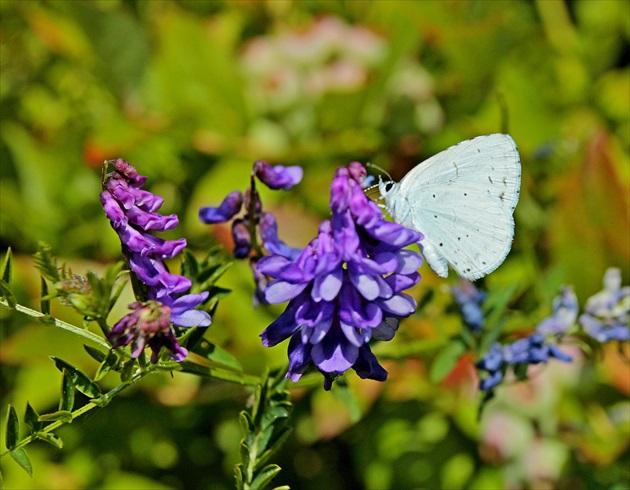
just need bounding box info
[366,162,393,182]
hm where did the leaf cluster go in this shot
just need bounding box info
[235,371,293,490]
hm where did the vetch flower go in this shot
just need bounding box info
[101,159,211,362]
[259,162,423,390]
[199,161,303,304]
[579,268,629,343]
[109,301,187,363]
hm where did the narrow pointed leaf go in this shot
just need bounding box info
[94,350,119,381]
[9,448,32,477]
[191,340,243,372]
[0,279,17,307]
[239,441,250,470]
[50,357,101,398]
[36,431,64,448]
[24,403,42,434]
[5,404,19,449]
[239,411,253,437]
[40,276,51,315]
[234,464,245,490]
[38,410,73,423]
[1,247,12,283]
[83,345,107,363]
[250,464,282,490]
[59,369,75,412]
[255,427,293,471]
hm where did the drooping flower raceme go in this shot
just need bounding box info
[258,162,423,390]
[199,160,303,304]
[476,287,576,392]
[101,159,211,362]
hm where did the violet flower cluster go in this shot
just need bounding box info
[258,162,423,390]
[199,161,302,305]
[101,159,211,363]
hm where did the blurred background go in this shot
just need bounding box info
[1,1,628,489]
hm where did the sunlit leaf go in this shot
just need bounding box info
[9,448,32,477]
[50,357,101,398]
[250,464,282,490]
[24,403,42,434]
[59,369,75,412]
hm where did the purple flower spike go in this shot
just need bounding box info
[102,159,212,363]
[259,162,423,390]
[199,191,244,224]
[253,160,303,190]
[536,286,578,336]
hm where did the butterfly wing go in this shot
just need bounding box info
[393,134,521,280]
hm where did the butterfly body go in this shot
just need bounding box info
[379,134,521,281]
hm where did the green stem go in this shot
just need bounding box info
[0,375,143,459]
[161,360,262,386]
[0,299,110,349]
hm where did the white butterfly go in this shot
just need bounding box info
[378,134,521,281]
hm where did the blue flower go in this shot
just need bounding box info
[258,162,423,389]
[536,286,578,336]
[579,268,629,343]
[101,159,211,362]
[451,279,486,331]
[476,334,572,392]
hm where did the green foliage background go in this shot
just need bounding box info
[1,1,628,489]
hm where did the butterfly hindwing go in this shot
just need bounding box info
[384,134,521,280]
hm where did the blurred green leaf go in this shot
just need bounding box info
[430,340,467,383]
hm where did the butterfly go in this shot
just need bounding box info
[378,134,521,281]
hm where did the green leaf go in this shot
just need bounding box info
[250,464,282,490]
[50,357,101,398]
[9,447,32,477]
[40,276,51,315]
[24,403,42,434]
[5,404,19,449]
[33,242,61,283]
[430,340,468,383]
[83,344,107,363]
[36,431,64,449]
[239,441,250,471]
[239,411,253,437]
[254,427,292,471]
[38,411,73,424]
[0,279,17,308]
[120,358,136,383]
[191,339,243,372]
[234,464,245,490]
[1,247,12,283]
[59,369,75,412]
[94,350,119,381]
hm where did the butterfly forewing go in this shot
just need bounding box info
[386,134,521,280]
